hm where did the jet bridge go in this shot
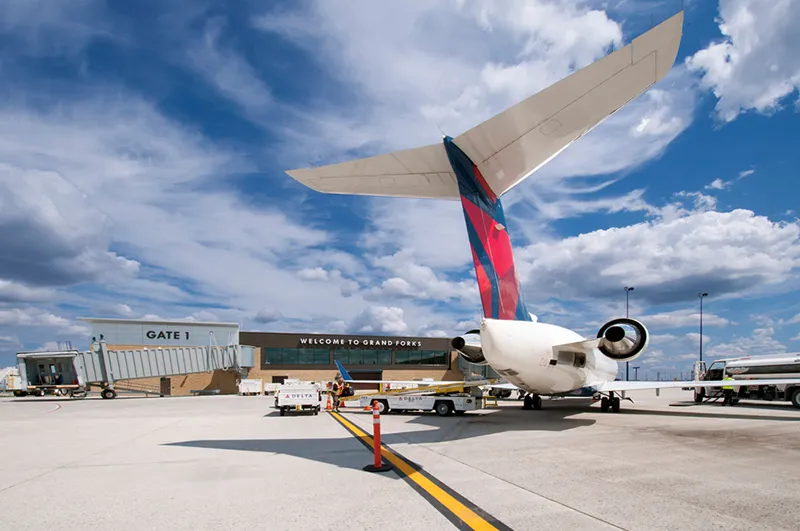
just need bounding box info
[16,338,253,399]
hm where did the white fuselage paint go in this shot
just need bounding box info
[481,318,619,395]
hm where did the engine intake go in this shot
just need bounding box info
[451,329,488,365]
[596,317,649,362]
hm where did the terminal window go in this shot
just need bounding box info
[263,347,330,365]
[333,349,392,365]
[396,350,448,365]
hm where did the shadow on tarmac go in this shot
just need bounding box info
[164,403,596,473]
[344,398,599,446]
[163,396,798,473]
[341,395,798,446]
[164,436,406,477]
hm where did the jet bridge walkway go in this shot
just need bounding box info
[17,338,253,399]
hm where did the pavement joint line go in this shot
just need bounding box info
[329,411,513,531]
[382,412,632,531]
[0,417,183,496]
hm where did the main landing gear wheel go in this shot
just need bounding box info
[600,393,621,413]
[523,394,542,410]
[694,389,705,403]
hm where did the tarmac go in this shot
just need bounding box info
[1,388,799,531]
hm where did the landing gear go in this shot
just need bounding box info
[600,392,621,413]
[523,394,542,410]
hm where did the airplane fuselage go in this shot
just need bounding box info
[480,318,619,395]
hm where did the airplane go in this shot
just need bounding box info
[285,10,800,414]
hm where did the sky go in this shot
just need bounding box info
[2,0,800,379]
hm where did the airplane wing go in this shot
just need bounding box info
[285,11,684,200]
[593,378,800,393]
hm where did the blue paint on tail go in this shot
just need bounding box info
[334,360,352,381]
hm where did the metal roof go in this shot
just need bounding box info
[17,350,80,358]
[77,317,240,327]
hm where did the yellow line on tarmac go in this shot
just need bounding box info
[330,411,503,531]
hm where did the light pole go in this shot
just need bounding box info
[698,292,708,362]
[624,286,634,380]
[633,366,640,381]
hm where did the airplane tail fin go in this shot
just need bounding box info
[284,11,684,321]
[334,359,353,381]
[444,136,531,321]
[285,11,683,201]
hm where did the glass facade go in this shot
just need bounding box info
[263,347,331,365]
[261,345,449,366]
[396,350,448,365]
[333,349,393,365]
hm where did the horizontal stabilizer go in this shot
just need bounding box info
[286,143,458,199]
[285,11,684,200]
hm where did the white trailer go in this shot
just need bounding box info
[358,393,481,416]
[274,385,322,416]
[1,367,21,393]
[693,355,800,408]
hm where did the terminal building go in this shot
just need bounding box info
[76,317,480,396]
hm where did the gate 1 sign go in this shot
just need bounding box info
[80,318,240,347]
[146,330,190,340]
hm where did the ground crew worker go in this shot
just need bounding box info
[722,374,735,406]
[331,375,344,412]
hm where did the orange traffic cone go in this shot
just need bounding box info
[326,395,332,411]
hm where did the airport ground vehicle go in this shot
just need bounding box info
[358,393,481,416]
[1,367,22,393]
[274,385,322,416]
[693,356,800,409]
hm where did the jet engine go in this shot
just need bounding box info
[451,329,488,365]
[596,317,649,362]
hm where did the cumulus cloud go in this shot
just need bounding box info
[366,251,477,304]
[516,209,800,305]
[0,308,89,335]
[0,280,54,303]
[686,0,800,122]
[640,308,730,329]
[348,306,409,335]
[0,94,376,325]
[706,326,788,358]
[0,165,141,288]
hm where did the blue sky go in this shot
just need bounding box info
[2,0,800,379]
